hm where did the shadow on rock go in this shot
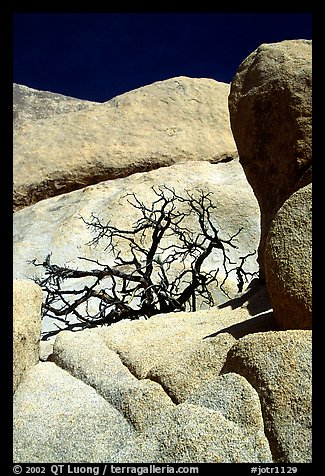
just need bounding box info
[204,280,279,340]
[204,311,279,340]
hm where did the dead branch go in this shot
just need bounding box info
[31,186,257,340]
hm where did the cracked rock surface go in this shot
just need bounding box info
[14,288,288,463]
[51,328,174,432]
[13,284,311,463]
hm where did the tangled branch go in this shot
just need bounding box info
[31,186,257,340]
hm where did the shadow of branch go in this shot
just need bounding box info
[218,278,272,316]
[203,310,279,340]
[204,279,279,340]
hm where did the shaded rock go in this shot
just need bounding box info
[110,403,273,463]
[13,362,135,463]
[228,40,312,277]
[13,159,260,337]
[13,279,43,393]
[39,340,54,362]
[51,328,174,432]
[13,83,97,129]
[265,184,312,329]
[14,76,238,210]
[218,278,272,316]
[221,330,312,463]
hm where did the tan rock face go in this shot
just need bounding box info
[228,40,312,277]
[222,330,312,463]
[100,302,275,403]
[48,302,274,463]
[265,184,312,330]
[51,328,174,432]
[110,402,272,463]
[13,76,238,211]
[13,280,43,393]
[187,372,267,431]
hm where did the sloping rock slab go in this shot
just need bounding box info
[100,302,276,403]
[13,83,97,129]
[14,76,238,210]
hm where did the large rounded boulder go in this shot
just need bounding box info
[228,39,312,278]
[264,183,312,330]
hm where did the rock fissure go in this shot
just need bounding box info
[49,329,177,433]
[48,351,138,432]
[221,366,277,461]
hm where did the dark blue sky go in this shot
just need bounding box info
[13,12,312,102]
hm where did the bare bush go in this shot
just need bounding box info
[31,186,257,340]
